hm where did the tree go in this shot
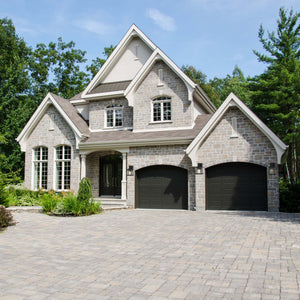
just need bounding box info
[86,45,115,78]
[0,18,34,174]
[30,37,89,99]
[250,7,300,184]
[182,65,221,107]
[210,65,251,106]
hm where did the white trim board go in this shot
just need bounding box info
[186,92,288,165]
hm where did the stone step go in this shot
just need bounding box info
[94,198,127,209]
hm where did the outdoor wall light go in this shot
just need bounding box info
[269,163,276,175]
[195,163,203,174]
[127,165,134,176]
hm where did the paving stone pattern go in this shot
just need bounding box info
[0,210,300,299]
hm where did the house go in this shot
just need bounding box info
[16,25,287,211]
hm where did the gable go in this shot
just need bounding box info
[102,37,153,83]
[187,93,287,165]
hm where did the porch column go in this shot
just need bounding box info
[121,152,127,200]
[80,154,86,179]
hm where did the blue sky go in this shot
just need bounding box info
[1,0,299,80]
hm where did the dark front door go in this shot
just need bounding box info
[136,165,188,209]
[99,155,122,197]
[206,162,267,211]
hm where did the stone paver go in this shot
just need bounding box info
[0,210,300,299]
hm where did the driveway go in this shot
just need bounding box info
[0,210,300,299]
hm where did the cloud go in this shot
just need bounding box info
[74,20,112,35]
[146,8,177,31]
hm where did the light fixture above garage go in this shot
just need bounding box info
[195,163,203,174]
[127,165,134,176]
[269,163,276,175]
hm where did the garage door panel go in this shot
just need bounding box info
[206,162,267,211]
[136,165,188,209]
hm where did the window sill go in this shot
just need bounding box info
[149,121,173,125]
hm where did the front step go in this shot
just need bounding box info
[94,198,127,210]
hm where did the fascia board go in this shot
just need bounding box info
[187,92,288,165]
[125,49,196,105]
[82,91,125,100]
[82,25,156,99]
[17,93,83,151]
[79,136,193,150]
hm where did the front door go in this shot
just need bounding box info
[99,155,122,197]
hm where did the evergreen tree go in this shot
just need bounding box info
[250,7,300,184]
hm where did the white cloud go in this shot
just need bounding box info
[146,8,177,31]
[75,20,111,35]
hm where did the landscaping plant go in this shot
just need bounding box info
[0,205,15,229]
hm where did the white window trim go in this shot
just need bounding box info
[55,145,71,191]
[151,97,172,123]
[105,105,123,128]
[32,146,48,190]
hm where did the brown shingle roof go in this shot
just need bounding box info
[82,114,212,145]
[50,93,90,136]
[88,80,131,95]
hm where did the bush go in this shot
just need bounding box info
[77,177,92,204]
[0,179,9,207]
[280,181,300,213]
[0,205,15,229]
[40,192,62,213]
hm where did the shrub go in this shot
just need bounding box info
[280,181,300,213]
[77,177,92,204]
[0,179,9,207]
[0,205,15,229]
[41,192,62,213]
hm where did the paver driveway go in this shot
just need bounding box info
[0,210,300,300]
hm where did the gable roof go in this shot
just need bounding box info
[186,93,288,165]
[81,24,156,99]
[16,93,90,151]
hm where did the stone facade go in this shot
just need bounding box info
[89,98,133,130]
[133,61,192,130]
[127,145,195,209]
[24,105,81,192]
[196,107,279,211]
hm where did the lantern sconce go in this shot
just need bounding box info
[127,165,134,176]
[269,163,276,175]
[195,163,203,174]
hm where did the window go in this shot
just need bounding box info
[231,117,238,138]
[152,97,171,122]
[106,104,123,128]
[56,145,71,190]
[33,147,48,190]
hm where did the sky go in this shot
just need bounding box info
[1,0,299,80]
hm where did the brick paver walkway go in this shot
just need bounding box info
[0,210,300,299]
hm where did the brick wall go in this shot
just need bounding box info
[89,98,133,131]
[25,105,80,192]
[133,61,192,130]
[196,107,279,211]
[127,145,195,209]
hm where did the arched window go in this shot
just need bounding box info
[152,96,171,122]
[55,145,71,190]
[33,146,48,190]
[106,104,123,128]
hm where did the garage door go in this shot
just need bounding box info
[206,162,267,211]
[136,165,188,209]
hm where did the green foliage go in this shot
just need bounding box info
[77,177,92,204]
[182,65,221,107]
[6,186,43,206]
[0,174,9,207]
[52,192,101,216]
[250,7,300,184]
[280,181,300,212]
[40,192,62,213]
[86,45,115,78]
[0,205,15,229]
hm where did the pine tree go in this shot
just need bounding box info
[250,7,300,184]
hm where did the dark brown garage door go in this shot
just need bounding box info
[206,162,267,211]
[136,165,188,209]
